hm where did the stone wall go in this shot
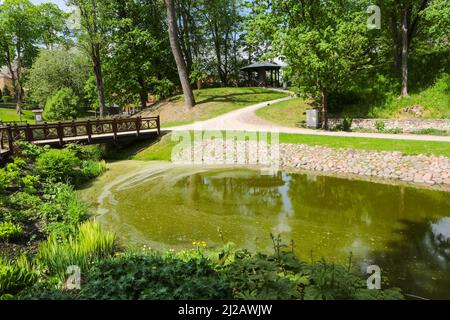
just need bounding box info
[179,140,450,186]
[328,118,450,133]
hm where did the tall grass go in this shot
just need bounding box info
[37,221,116,280]
[0,255,37,297]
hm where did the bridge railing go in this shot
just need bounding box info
[0,116,160,154]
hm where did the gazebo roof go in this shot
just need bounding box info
[241,61,281,71]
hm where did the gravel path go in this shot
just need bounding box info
[167,93,450,143]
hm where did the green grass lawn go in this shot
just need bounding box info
[0,107,35,123]
[344,74,450,119]
[140,87,289,128]
[126,131,450,162]
[255,97,310,127]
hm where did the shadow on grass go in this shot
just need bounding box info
[102,132,171,162]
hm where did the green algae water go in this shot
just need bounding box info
[79,161,450,299]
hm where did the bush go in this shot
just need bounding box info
[0,169,12,192]
[20,175,40,195]
[37,221,115,280]
[0,222,24,242]
[64,252,231,300]
[64,144,103,161]
[1,96,13,103]
[80,160,106,181]
[413,128,449,136]
[16,142,50,162]
[43,87,81,121]
[375,120,385,132]
[36,149,81,183]
[40,183,88,236]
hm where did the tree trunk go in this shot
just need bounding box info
[165,0,195,109]
[92,44,106,118]
[401,7,409,97]
[320,87,328,130]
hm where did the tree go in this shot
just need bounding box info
[165,0,195,108]
[26,49,90,107]
[104,0,177,109]
[0,0,40,118]
[0,0,67,120]
[37,2,71,50]
[379,0,436,97]
[69,0,109,117]
[423,0,450,47]
[43,87,81,121]
[202,0,243,86]
[248,0,373,129]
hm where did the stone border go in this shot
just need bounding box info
[328,118,450,133]
[184,140,450,188]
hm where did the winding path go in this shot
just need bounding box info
[168,90,450,142]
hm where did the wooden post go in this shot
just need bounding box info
[26,123,33,141]
[156,116,161,135]
[43,122,48,140]
[6,125,14,154]
[87,120,92,143]
[57,122,64,146]
[72,120,77,137]
[112,118,118,142]
[136,117,141,137]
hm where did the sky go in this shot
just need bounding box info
[31,0,70,11]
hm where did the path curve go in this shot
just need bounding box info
[167,90,450,142]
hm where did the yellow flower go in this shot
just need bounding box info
[192,241,197,245]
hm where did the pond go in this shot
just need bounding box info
[79,161,450,300]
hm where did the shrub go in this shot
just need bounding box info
[413,128,449,136]
[36,149,81,183]
[1,96,13,103]
[16,142,50,161]
[80,160,106,181]
[40,183,88,235]
[37,221,115,280]
[58,252,231,300]
[0,169,12,192]
[0,255,37,298]
[21,175,40,194]
[0,222,24,242]
[43,87,81,121]
[65,144,103,161]
[375,120,386,132]
[8,192,42,221]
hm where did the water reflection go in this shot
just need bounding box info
[87,163,450,299]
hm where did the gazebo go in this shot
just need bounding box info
[241,61,281,87]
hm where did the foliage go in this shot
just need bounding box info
[413,128,449,136]
[43,87,81,121]
[0,222,23,242]
[26,49,90,108]
[334,117,353,132]
[39,183,88,236]
[26,236,404,300]
[375,120,386,132]
[64,144,103,162]
[0,0,68,105]
[103,0,177,108]
[37,221,115,281]
[36,149,81,183]
[247,0,375,127]
[0,255,37,298]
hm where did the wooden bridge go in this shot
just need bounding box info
[0,116,160,157]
